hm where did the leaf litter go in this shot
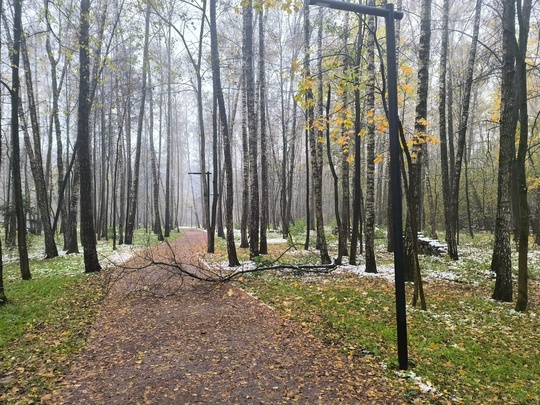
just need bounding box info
[53,230,411,404]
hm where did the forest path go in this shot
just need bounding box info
[54,229,403,404]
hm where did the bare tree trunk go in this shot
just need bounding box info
[438,0,457,258]
[365,3,377,273]
[45,21,69,244]
[164,25,172,238]
[66,159,80,254]
[123,77,133,243]
[449,0,482,258]
[404,0,431,284]
[491,0,517,302]
[279,81,289,240]
[325,84,343,264]
[259,7,269,255]
[210,0,239,267]
[240,78,250,249]
[209,93,218,253]
[20,35,59,259]
[0,238,5,305]
[310,7,330,264]
[10,0,31,280]
[515,0,532,312]
[340,13,350,258]
[148,75,164,241]
[425,156,438,239]
[78,0,101,273]
[243,0,260,258]
[0,21,6,301]
[125,0,151,245]
[304,121,311,251]
[112,89,126,251]
[350,17,365,265]
[301,5,313,252]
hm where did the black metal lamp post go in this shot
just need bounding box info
[308,0,408,370]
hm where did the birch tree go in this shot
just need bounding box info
[10,0,31,280]
[491,0,518,302]
[365,1,377,274]
[258,4,269,255]
[125,0,151,245]
[244,0,260,258]
[403,0,431,283]
[210,0,239,267]
[448,0,482,260]
[514,0,532,311]
[20,35,59,259]
[78,0,101,272]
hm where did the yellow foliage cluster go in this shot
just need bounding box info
[313,117,326,132]
[298,76,315,92]
[400,63,414,77]
[491,96,501,122]
[528,177,540,190]
[337,135,350,146]
[366,110,389,134]
[399,83,414,95]
[406,133,440,148]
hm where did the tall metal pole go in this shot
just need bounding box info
[385,3,408,371]
[308,0,408,370]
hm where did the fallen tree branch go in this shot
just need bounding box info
[101,238,339,298]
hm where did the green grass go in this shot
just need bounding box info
[225,230,540,404]
[0,228,180,403]
[244,273,540,404]
[0,263,102,403]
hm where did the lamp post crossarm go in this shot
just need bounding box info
[308,0,404,20]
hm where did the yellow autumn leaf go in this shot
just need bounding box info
[403,83,414,95]
[377,120,389,133]
[528,177,540,190]
[400,63,414,76]
[425,135,441,145]
[491,97,501,122]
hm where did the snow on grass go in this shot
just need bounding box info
[101,245,137,267]
[335,263,396,281]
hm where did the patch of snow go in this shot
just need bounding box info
[104,249,136,266]
[266,238,288,244]
[394,370,440,395]
[334,263,397,282]
[425,270,458,281]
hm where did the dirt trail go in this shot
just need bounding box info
[54,229,404,404]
